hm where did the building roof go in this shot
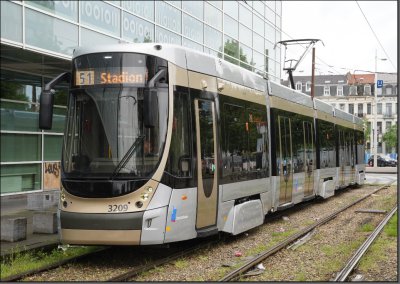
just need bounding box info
[282,74,347,86]
[376,73,397,84]
[347,73,374,84]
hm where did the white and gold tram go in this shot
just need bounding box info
[39,43,365,245]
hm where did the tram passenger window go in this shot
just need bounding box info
[291,117,305,173]
[222,104,245,179]
[166,90,191,177]
[356,130,364,165]
[247,109,268,177]
[317,120,335,168]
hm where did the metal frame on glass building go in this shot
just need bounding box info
[1,0,282,195]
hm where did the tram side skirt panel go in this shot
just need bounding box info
[140,183,172,245]
[164,187,197,243]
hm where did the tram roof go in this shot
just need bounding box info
[73,43,266,92]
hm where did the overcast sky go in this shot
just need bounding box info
[280,1,397,78]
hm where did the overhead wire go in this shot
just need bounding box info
[355,1,396,71]
[277,2,396,75]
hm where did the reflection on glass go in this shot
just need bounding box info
[122,12,154,43]
[239,4,252,27]
[224,36,239,64]
[81,28,119,46]
[1,134,41,162]
[253,32,264,53]
[183,38,203,52]
[224,1,238,18]
[225,16,238,39]
[156,27,182,45]
[44,135,63,161]
[156,1,181,34]
[25,8,78,56]
[204,2,222,30]
[204,26,222,52]
[1,164,41,194]
[26,1,78,21]
[239,24,252,47]
[122,1,154,21]
[183,13,203,43]
[80,1,120,36]
[182,1,203,20]
[253,15,264,36]
[1,1,22,43]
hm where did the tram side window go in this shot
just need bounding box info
[318,120,336,168]
[356,130,365,165]
[166,90,191,177]
[222,103,245,180]
[291,116,305,173]
[247,109,269,177]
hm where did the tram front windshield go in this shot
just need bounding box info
[63,53,168,179]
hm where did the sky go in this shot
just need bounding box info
[280,1,397,78]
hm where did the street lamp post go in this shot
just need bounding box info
[373,49,387,168]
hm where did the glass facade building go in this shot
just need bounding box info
[1,0,282,195]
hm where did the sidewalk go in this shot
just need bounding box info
[1,192,59,256]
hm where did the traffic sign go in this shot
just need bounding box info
[377,80,383,88]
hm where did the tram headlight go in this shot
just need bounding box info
[147,187,153,192]
[141,193,149,200]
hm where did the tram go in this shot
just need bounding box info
[39,43,365,245]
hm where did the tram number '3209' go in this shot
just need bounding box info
[108,204,129,212]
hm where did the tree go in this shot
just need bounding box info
[363,118,371,143]
[382,124,397,153]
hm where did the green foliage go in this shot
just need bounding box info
[360,223,374,232]
[363,118,371,142]
[0,81,29,101]
[382,124,397,151]
[1,246,102,279]
[384,212,397,237]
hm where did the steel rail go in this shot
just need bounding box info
[333,205,398,282]
[219,181,395,282]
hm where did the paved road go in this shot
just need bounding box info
[365,173,398,185]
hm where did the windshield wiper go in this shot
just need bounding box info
[110,135,145,179]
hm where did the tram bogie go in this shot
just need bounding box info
[39,43,365,246]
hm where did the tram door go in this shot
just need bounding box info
[338,129,345,186]
[194,99,218,229]
[278,116,293,205]
[303,121,314,196]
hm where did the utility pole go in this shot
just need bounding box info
[311,47,315,99]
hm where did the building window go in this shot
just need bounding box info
[386,103,392,116]
[358,104,363,116]
[349,85,357,96]
[386,85,392,95]
[377,103,382,114]
[386,121,392,131]
[339,104,345,111]
[367,103,371,114]
[295,82,302,91]
[377,121,382,134]
[348,104,354,114]
[305,81,311,92]
[323,85,330,96]
[364,84,371,95]
[337,85,343,96]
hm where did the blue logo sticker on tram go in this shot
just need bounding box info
[171,207,177,222]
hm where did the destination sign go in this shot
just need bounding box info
[75,67,148,86]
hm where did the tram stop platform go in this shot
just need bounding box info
[1,191,60,257]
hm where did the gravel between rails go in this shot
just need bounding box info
[22,184,397,282]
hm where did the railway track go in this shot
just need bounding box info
[218,181,395,282]
[332,205,397,282]
[3,182,394,282]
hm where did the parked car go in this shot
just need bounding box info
[368,155,397,167]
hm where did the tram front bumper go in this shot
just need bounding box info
[59,210,144,245]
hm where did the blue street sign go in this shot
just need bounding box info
[377,80,383,88]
